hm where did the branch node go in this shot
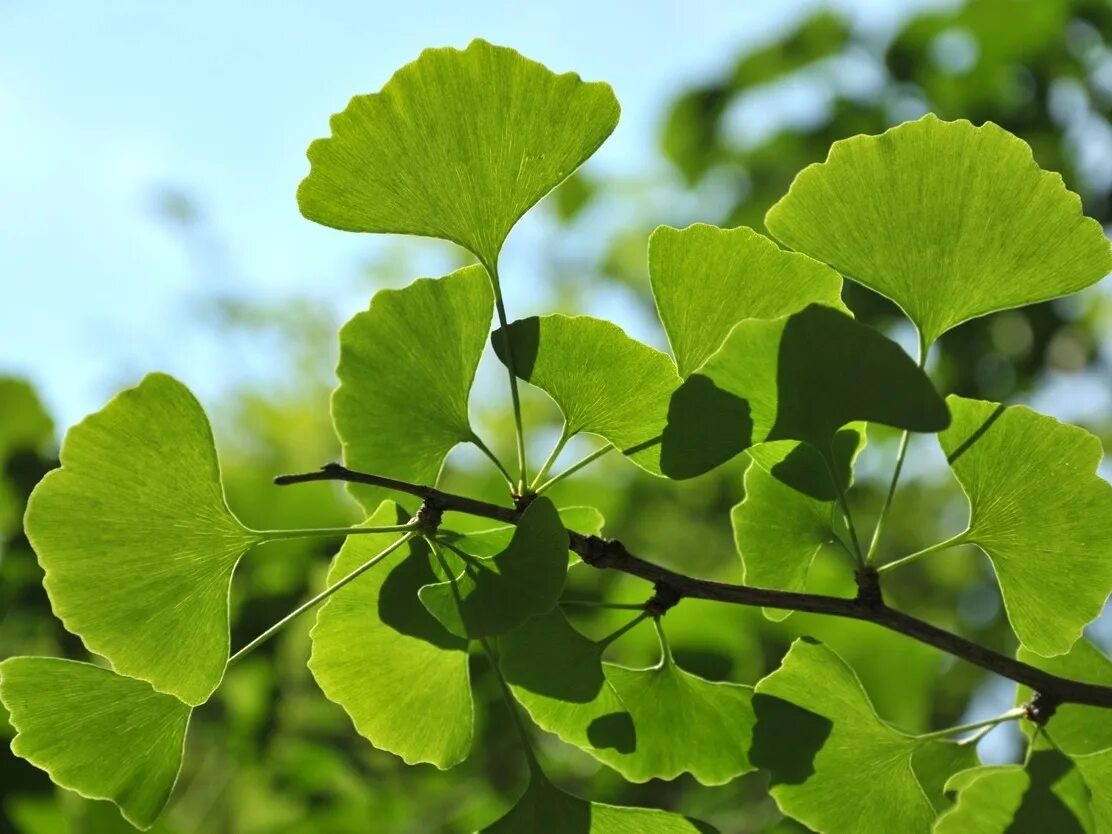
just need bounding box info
[513,491,536,512]
[645,582,683,617]
[855,566,884,608]
[1023,691,1061,726]
[414,499,444,536]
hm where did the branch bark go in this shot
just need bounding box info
[275,463,1112,710]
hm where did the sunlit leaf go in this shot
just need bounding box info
[500,610,753,785]
[1073,749,1112,831]
[661,304,947,478]
[648,224,845,378]
[732,428,864,620]
[299,39,620,270]
[940,397,1112,656]
[23,373,256,705]
[752,638,976,833]
[765,114,1112,346]
[493,315,681,474]
[600,651,755,785]
[309,502,472,769]
[934,756,1095,834]
[0,657,191,830]
[334,266,493,511]
[482,767,712,833]
[419,497,569,638]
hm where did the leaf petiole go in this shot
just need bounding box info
[599,611,650,648]
[468,431,516,492]
[534,443,614,495]
[865,341,927,565]
[916,707,1026,741]
[529,425,569,492]
[228,532,414,664]
[559,599,647,611]
[878,530,970,574]
[652,617,674,667]
[251,523,417,544]
[487,262,529,494]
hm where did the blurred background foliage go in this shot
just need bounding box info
[3,0,1112,831]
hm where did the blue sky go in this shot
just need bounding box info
[0,0,942,426]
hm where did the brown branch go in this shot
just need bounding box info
[275,464,1112,710]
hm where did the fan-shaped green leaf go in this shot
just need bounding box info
[600,654,754,785]
[419,498,569,638]
[499,607,629,750]
[333,266,493,511]
[934,755,1094,834]
[765,114,1112,346]
[0,657,191,830]
[752,638,976,834]
[732,428,864,620]
[500,609,753,785]
[939,396,1112,657]
[482,767,712,833]
[23,373,256,705]
[492,315,681,475]
[649,224,846,378]
[661,304,947,479]
[309,502,472,769]
[298,39,620,270]
[1074,750,1112,831]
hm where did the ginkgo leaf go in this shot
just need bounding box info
[309,502,472,769]
[23,373,257,706]
[765,114,1112,346]
[482,767,712,833]
[333,266,493,512]
[661,304,947,479]
[499,608,631,754]
[492,315,682,475]
[599,650,755,785]
[298,39,620,270]
[939,396,1112,657]
[1073,749,1112,831]
[499,609,754,785]
[0,657,191,830]
[732,428,865,620]
[752,638,977,834]
[419,497,569,638]
[648,224,846,378]
[934,755,1094,834]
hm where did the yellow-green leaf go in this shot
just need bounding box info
[766,115,1112,346]
[940,397,1112,657]
[333,266,493,512]
[649,224,845,378]
[299,39,620,270]
[24,373,256,705]
[0,657,191,830]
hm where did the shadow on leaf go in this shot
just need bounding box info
[750,693,831,786]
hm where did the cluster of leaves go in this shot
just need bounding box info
[3,38,1112,833]
[641,0,1112,404]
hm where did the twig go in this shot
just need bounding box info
[274,464,1112,709]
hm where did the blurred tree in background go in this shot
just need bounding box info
[3,1,1111,831]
